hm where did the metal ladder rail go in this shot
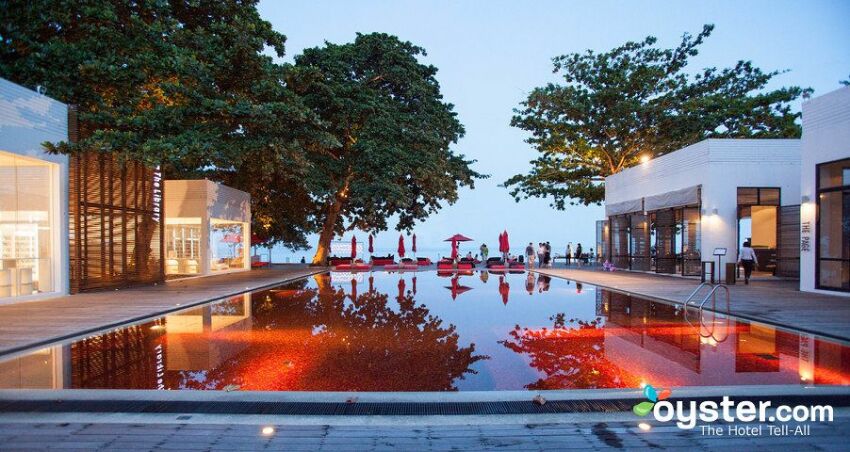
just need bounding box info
[697,284,732,343]
[683,282,710,306]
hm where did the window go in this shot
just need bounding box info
[209,220,248,272]
[817,158,850,291]
[0,150,55,299]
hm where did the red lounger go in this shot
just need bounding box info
[416,257,433,266]
[436,261,454,270]
[334,263,372,271]
[371,258,396,266]
[385,263,418,271]
[457,262,473,270]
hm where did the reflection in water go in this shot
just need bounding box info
[0,271,849,391]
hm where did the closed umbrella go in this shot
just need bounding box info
[398,234,406,258]
[502,230,510,256]
[412,276,417,295]
[398,278,406,300]
[368,234,374,254]
[412,234,417,254]
[350,278,358,302]
[499,276,510,305]
[351,236,357,259]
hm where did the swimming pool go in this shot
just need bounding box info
[1,270,848,391]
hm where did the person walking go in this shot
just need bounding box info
[525,242,536,268]
[575,243,583,266]
[738,240,758,284]
[566,242,573,266]
[480,243,489,261]
[537,243,545,267]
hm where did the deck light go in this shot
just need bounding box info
[638,422,652,431]
[261,426,275,436]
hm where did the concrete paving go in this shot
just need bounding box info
[0,265,323,357]
[0,414,846,451]
[534,266,850,342]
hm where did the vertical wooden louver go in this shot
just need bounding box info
[69,152,165,293]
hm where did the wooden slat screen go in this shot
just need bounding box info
[70,152,164,293]
[776,204,801,278]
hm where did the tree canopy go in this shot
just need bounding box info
[0,0,326,247]
[287,33,485,264]
[3,4,479,253]
[505,24,810,207]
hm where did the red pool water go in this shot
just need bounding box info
[1,271,848,391]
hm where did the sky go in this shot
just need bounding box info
[257,0,850,262]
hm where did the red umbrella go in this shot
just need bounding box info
[221,233,242,244]
[398,234,406,258]
[368,274,374,293]
[250,233,265,246]
[444,234,474,242]
[499,276,510,305]
[351,236,357,259]
[502,230,510,254]
[398,278,406,300]
[350,278,358,302]
[445,276,472,300]
[368,234,374,254]
[412,234,417,254]
[412,276,417,295]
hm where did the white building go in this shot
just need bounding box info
[603,139,801,280]
[0,78,69,303]
[800,86,850,296]
[164,180,251,277]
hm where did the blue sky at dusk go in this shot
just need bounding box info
[258,0,850,261]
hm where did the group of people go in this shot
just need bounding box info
[524,242,554,268]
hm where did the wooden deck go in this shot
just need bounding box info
[535,266,850,341]
[0,265,323,356]
[0,417,845,451]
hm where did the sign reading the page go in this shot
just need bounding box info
[800,221,812,252]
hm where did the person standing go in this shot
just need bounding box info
[575,243,583,266]
[544,242,552,267]
[566,242,573,266]
[738,240,758,284]
[525,242,536,268]
[537,243,545,267]
[480,243,489,261]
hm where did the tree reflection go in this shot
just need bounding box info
[172,274,487,391]
[500,313,640,390]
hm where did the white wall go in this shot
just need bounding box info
[165,180,252,274]
[0,78,69,301]
[800,86,850,296]
[605,139,800,279]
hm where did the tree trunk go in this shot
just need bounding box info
[311,175,353,266]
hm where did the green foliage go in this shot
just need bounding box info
[287,33,485,262]
[841,74,849,86]
[0,0,323,248]
[506,24,810,207]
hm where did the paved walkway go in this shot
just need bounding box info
[0,265,323,356]
[0,417,844,451]
[535,266,850,341]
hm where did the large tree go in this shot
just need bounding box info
[505,24,810,207]
[287,33,485,265]
[0,0,322,247]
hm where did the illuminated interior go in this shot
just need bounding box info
[0,150,55,299]
[165,217,202,275]
[209,219,248,272]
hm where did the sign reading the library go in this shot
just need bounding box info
[801,221,812,252]
[152,165,162,223]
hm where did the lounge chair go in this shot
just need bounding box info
[436,259,455,270]
[416,257,433,266]
[371,255,396,266]
[327,256,351,266]
[485,257,505,268]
